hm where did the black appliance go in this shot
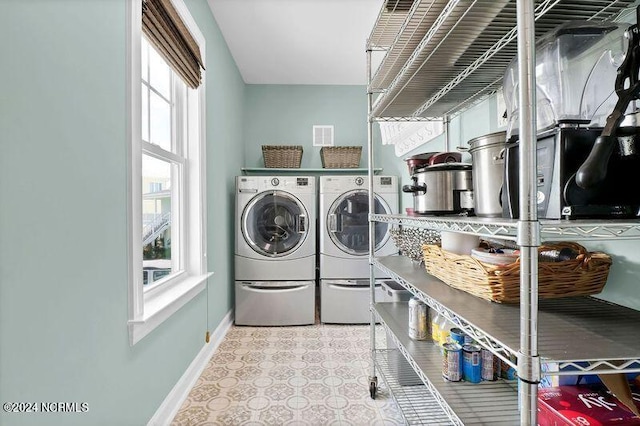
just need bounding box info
[502,126,640,219]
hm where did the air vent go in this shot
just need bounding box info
[385,0,414,12]
[313,125,334,147]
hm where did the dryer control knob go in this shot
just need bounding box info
[271,178,280,187]
[355,177,364,186]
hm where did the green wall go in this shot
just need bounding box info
[243,84,403,177]
[0,1,243,425]
[187,0,245,331]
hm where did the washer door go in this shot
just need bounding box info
[242,191,308,257]
[327,190,391,255]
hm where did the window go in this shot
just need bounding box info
[127,0,209,345]
[141,37,182,290]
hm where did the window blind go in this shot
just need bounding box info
[142,0,204,89]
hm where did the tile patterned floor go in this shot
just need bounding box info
[172,323,405,425]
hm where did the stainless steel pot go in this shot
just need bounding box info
[402,163,473,215]
[467,132,507,217]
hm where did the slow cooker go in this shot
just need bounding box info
[402,163,474,215]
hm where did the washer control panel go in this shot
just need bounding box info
[320,176,398,193]
[242,176,316,193]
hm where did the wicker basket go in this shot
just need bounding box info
[262,145,303,168]
[422,242,612,303]
[320,146,362,168]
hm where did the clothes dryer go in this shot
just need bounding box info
[235,176,316,326]
[319,175,398,323]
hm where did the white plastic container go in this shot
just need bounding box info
[440,231,480,255]
[380,280,413,303]
[471,247,520,265]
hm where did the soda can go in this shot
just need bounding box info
[442,342,462,382]
[449,328,466,345]
[481,349,499,381]
[408,297,428,340]
[463,334,474,345]
[500,356,518,381]
[462,344,482,383]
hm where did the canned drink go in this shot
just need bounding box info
[481,349,499,381]
[449,328,466,345]
[463,334,474,345]
[500,356,518,380]
[462,344,482,383]
[442,342,462,382]
[408,297,428,340]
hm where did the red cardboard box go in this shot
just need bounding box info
[538,386,640,425]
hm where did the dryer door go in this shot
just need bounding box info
[327,190,391,255]
[242,191,308,257]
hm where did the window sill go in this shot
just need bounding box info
[128,272,213,345]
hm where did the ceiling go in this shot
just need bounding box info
[206,0,385,85]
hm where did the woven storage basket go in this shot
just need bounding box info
[262,145,303,168]
[422,242,612,303]
[320,146,362,168]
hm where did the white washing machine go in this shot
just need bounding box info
[319,175,398,323]
[235,176,316,326]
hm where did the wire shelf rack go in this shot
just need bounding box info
[371,213,640,241]
[375,256,640,375]
[367,0,635,118]
[374,303,521,425]
[374,349,454,425]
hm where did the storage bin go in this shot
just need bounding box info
[381,280,423,386]
[261,145,303,168]
[320,146,362,168]
[422,242,612,303]
[380,280,413,303]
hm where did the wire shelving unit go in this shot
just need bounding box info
[365,1,640,425]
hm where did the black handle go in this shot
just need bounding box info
[575,135,617,189]
[402,183,427,194]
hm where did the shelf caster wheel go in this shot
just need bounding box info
[369,377,378,399]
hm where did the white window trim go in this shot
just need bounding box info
[126,0,210,346]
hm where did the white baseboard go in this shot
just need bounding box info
[148,309,234,426]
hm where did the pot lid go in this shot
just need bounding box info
[414,162,472,173]
[404,151,462,163]
[403,152,438,161]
